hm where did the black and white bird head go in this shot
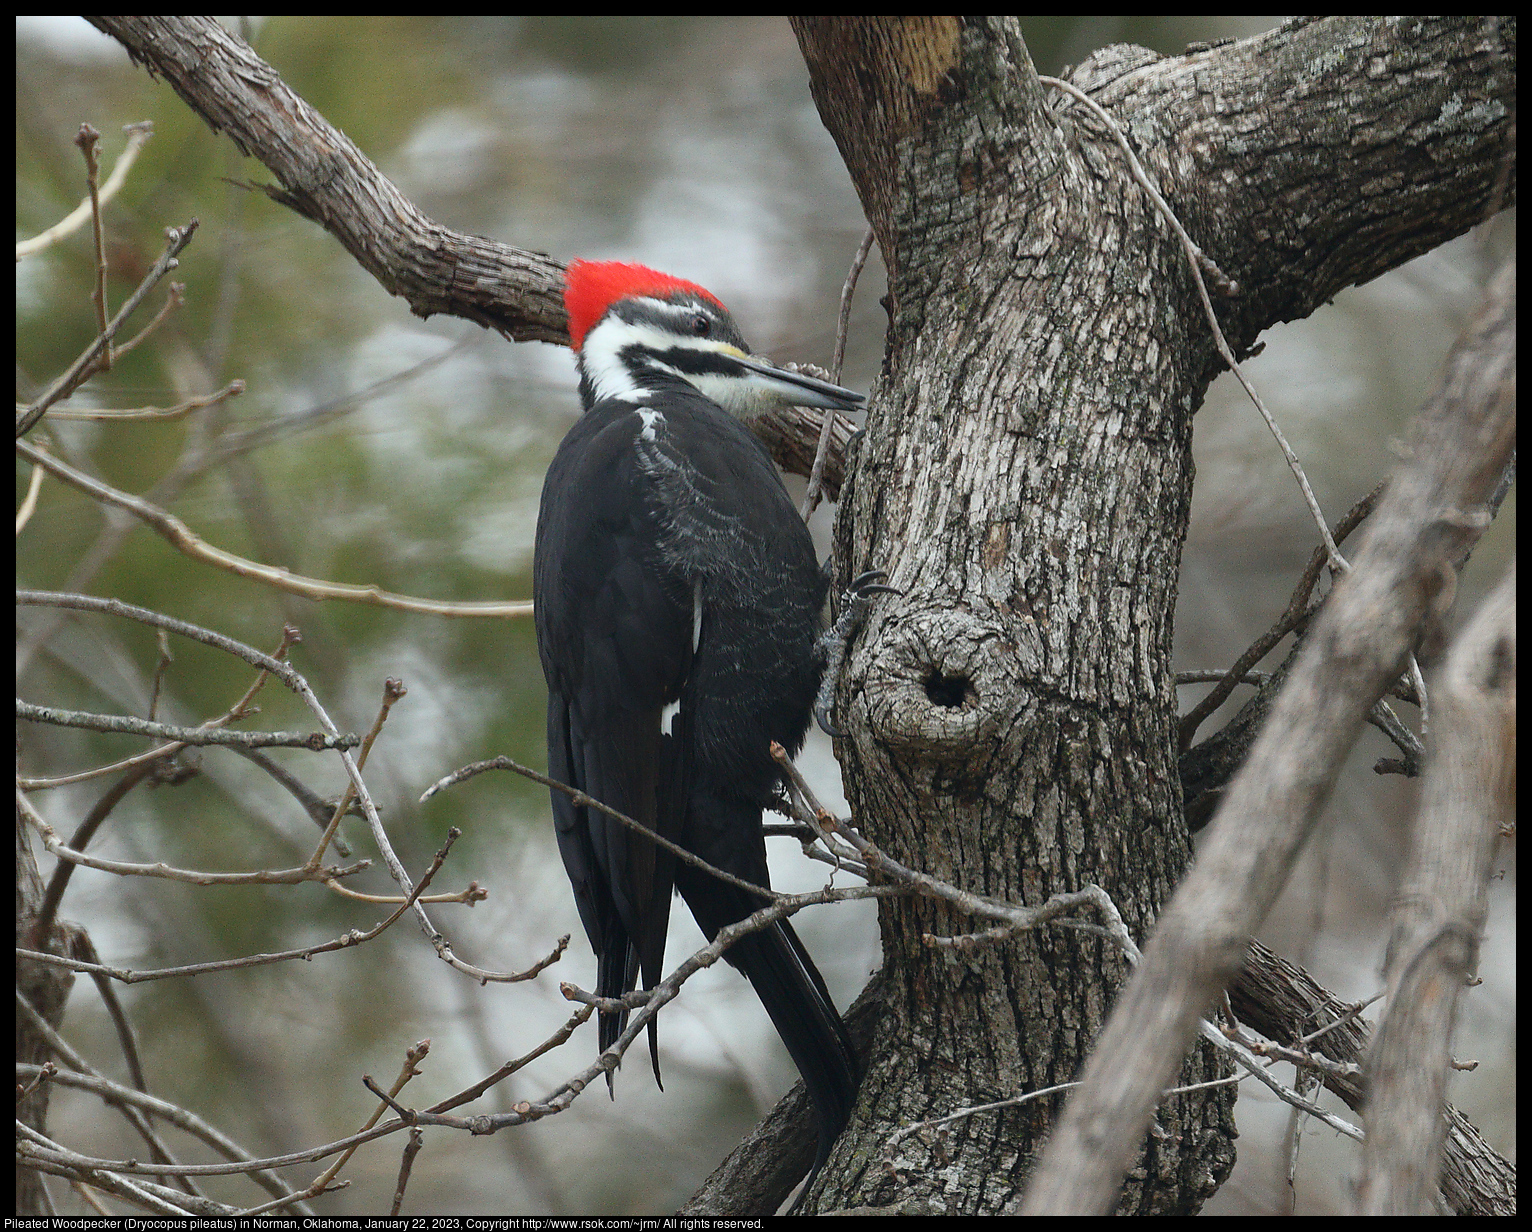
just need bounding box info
[564,259,865,417]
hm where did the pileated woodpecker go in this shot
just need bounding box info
[533,259,863,1184]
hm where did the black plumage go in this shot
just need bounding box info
[533,264,861,1186]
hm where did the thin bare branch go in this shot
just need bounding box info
[17,701,358,751]
[13,444,532,617]
[18,220,199,437]
[17,122,154,259]
[19,788,367,886]
[801,227,875,519]
[425,754,799,905]
[45,379,243,422]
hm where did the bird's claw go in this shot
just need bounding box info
[815,701,845,738]
[848,568,901,598]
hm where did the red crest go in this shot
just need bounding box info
[564,259,725,350]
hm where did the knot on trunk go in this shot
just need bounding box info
[856,601,1038,763]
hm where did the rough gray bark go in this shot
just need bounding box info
[790,15,1513,1216]
[1024,255,1514,1215]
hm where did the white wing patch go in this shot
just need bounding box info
[660,582,704,737]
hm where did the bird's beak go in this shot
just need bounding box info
[731,354,866,412]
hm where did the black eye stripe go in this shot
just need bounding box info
[610,295,751,353]
[636,344,743,378]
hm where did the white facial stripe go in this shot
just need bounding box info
[687,369,777,417]
[578,316,649,402]
[579,304,748,405]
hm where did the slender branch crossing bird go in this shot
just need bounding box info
[533,259,864,1187]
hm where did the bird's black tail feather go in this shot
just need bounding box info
[732,917,859,1175]
[676,853,859,1194]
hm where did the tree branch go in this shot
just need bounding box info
[1357,563,1516,1213]
[84,16,854,495]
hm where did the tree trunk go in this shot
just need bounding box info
[790,15,1512,1215]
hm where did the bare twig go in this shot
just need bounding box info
[801,227,875,520]
[1228,1031,1362,1081]
[14,443,531,617]
[774,742,1135,952]
[77,125,110,341]
[45,378,243,422]
[425,754,798,904]
[1178,482,1384,749]
[1177,669,1427,775]
[18,788,367,886]
[886,1081,1083,1148]
[30,760,160,950]
[17,591,306,686]
[309,677,406,874]
[15,438,48,532]
[1203,1018,1363,1142]
[17,700,358,751]
[76,934,149,1093]
[427,1005,594,1116]
[17,122,154,259]
[18,622,300,794]
[18,220,199,437]
[390,1129,425,1217]
[13,1000,620,1189]
[313,1040,432,1196]
[107,281,186,360]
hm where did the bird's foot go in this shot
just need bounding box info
[815,570,900,736]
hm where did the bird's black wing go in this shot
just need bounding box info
[534,401,694,1072]
[626,391,858,1176]
[536,386,857,1174]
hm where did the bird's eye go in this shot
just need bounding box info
[690,314,712,337]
